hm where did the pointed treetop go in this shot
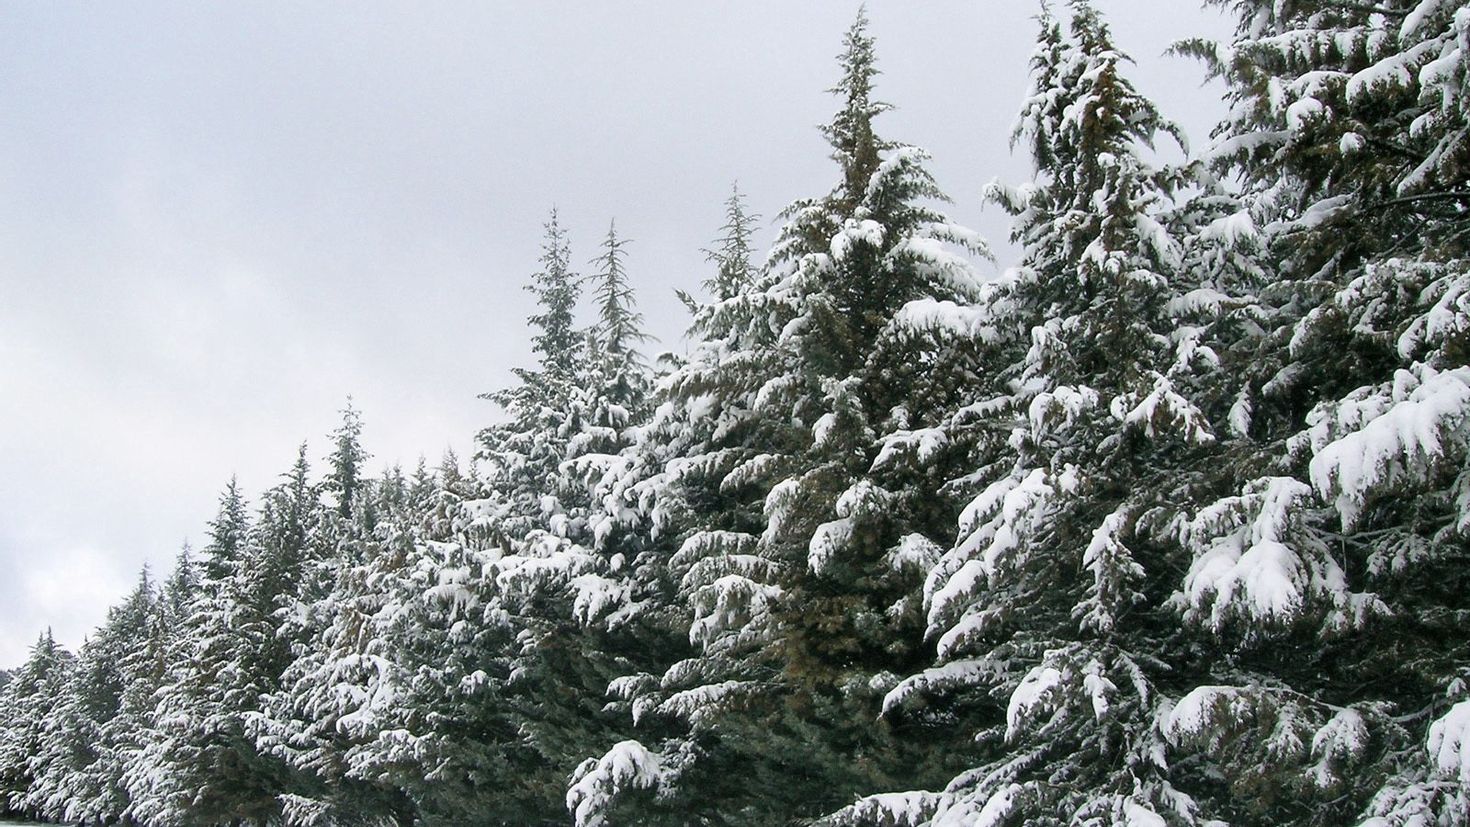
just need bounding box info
[590,219,651,358]
[821,6,894,203]
[204,476,250,581]
[326,398,369,519]
[701,182,760,302]
[164,540,199,616]
[525,207,583,384]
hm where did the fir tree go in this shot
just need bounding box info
[0,631,73,820]
[830,4,1228,822]
[480,209,587,540]
[577,9,991,823]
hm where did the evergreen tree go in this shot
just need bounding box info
[479,209,587,540]
[25,569,156,822]
[1156,1,1470,822]
[575,10,991,823]
[681,182,760,311]
[326,399,370,524]
[0,631,73,820]
[132,480,289,825]
[829,4,1229,822]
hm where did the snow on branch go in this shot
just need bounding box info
[1308,364,1470,529]
[567,740,669,827]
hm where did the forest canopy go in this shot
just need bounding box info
[3,1,1470,825]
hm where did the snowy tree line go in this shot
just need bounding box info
[3,1,1470,823]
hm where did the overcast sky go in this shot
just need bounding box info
[0,2,1231,669]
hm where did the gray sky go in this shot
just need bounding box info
[0,2,1231,668]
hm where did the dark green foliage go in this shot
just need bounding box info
[3,5,1468,826]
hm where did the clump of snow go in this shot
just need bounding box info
[1428,700,1470,787]
[823,790,949,827]
[1180,477,1330,628]
[1006,665,1063,741]
[567,740,668,827]
[809,518,855,575]
[1308,365,1470,528]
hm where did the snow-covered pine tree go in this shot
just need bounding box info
[479,209,587,542]
[116,546,199,820]
[254,508,421,825]
[0,631,73,820]
[463,220,664,822]
[564,220,654,535]
[562,185,769,827]
[573,10,992,824]
[22,568,156,823]
[324,400,370,524]
[829,3,1238,823]
[1157,1,1470,822]
[130,479,289,825]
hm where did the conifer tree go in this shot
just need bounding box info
[25,569,156,823]
[828,4,1231,822]
[1155,1,1470,822]
[575,10,990,823]
[480,209,587,540]
[131,480,290,825]
[326,401,370,524]
[0,631,72,820]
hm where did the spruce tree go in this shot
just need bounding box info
[0,631,74,820]
[24,569,156,823]
[575,9,991,823]
[480,209,587,541]
[1159,1,1470,822]
[829,4,1230,822]
[132,480,289,825]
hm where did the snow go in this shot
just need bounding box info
[888,533,942,574]
[1308,365,1470,528]
[872,427,950,472]
[1397,270,1469,359]
[569,573,628,625]
[808,518,854,574]
[1428,700,1470,786]
[928,470,1050,653]
[1199,209,1258,247]
[828,791,946,827]
[1078,506,1141,633]
[1182,477,1324,627]
[1006,665,1063,741]
[657,680,751,725]
[1399,0,1458,38]
[882,659,993,716]
[1167,287,1234,317]
[932,783,1021,827]
[1285,96,1326,132]
[1294,195,1354,230]
[893,297,1004,345]
[1113,372,1215,445]
[688,574,781,650]
[830,218,887,262]
[1346,50,1416,103]
[1028,385,1098,436]
[566,740,667,827]
[1228,391,1253,438]
[1123,800,1168,827]
[1164,685,1239,744]
[1308,708,1368,788]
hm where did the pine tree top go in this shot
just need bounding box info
[821,7,895,206]
[701,183,760,303]
[528,208,583,385]
[590,219,650,359]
